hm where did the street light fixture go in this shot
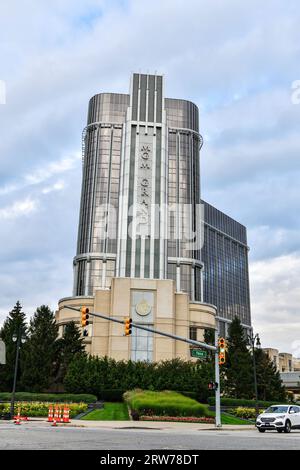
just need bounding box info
[248,331,261,416]
[10,327,26,419]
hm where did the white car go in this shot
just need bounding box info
[256,405,300,433]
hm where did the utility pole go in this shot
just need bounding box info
[10,327,22,419]
[66,305,222,428]
[214,329,221,427]
[248,331,261,416]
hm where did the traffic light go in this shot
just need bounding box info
[124,317,132,336]
[208,382,218,390]
[218,337,226,365]
[81,306,89,327]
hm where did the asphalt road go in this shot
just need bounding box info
[0,422,300,450]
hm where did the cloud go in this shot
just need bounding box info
[250,253,300,353]
[0,153,80,199]
[0,197,38,220]
[25,153,81,185]
[42,180,65,194]
[0,254,73,323]
[291,340,300,359]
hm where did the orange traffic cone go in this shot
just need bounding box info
[47,405,54,422]
[58,406,62,423]
[63,406,70,423]
[51,418,57,427]
[54,405,59,422]
[14,408,21,425]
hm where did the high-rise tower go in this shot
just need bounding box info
[74,73,203,301]
[57,72,251,361]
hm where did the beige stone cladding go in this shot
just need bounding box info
[57,277,216,361]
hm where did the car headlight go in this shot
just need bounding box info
[275,415,285,419]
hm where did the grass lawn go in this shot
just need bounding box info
[220,413,254,425]
[204,406,253,425]
[81,402,129,421]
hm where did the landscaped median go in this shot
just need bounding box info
[123,390,210,422]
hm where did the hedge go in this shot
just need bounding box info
[0,392,97,404]
[65,356,214,402]
[97,389,197,402]
[123,390,208,419]
[98,390,125,402]
[207,397,286,408]
[0,402,88,418]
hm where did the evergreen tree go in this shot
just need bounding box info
[255,348,286,402]
[204,328,215,345]
[20,305,58,392]
[0,301,27,392]
[57,321,86,385]
[203,328,215,362]
[224,316,253,399]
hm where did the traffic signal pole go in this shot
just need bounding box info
[214,329,221,428]
[65,305,221,428]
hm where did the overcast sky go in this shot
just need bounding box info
[0,0,299,356]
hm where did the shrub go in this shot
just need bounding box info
[0,392,96,404]
[207,397,285,408]
[124,390,207,419]
[230,407,263,419]
[98,390,126,402]
[0,402,88,418]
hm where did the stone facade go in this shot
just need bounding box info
[56,277,216,361]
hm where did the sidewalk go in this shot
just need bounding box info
[72,419,255,431]
[0,417,255,432]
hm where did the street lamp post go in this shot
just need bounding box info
[248,331,261,416]
[10,327,26,419]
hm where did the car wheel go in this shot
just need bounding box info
[284,420,291,433]
[258,429,265,433]
[277,429,283,433]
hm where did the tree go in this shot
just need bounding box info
[57,321,86,385]
[20,305,58,392]
[203,328,215,362]
[255,348,286,402]
[224,316,253,399]
[0,301,27,392]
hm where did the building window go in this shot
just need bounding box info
[218,321,226,338]
[190,327,197,341]
[131,328,153,362]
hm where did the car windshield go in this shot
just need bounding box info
[264,406,289,414]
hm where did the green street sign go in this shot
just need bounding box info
[191,349,207,359]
